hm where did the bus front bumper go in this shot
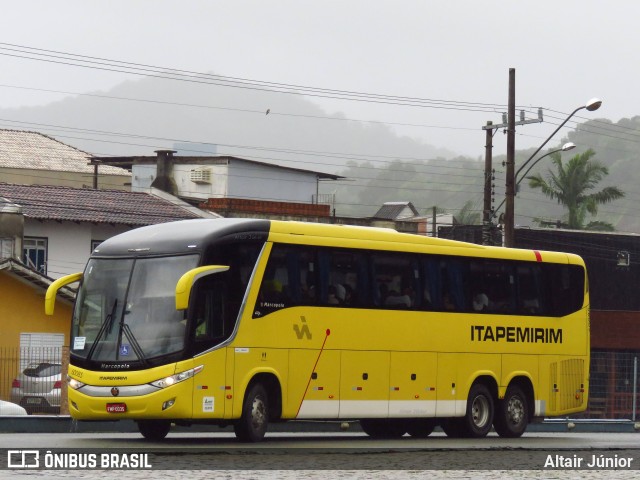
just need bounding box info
[68,382,193,420]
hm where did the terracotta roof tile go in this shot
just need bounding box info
[0,129,128,176]
[0,183,201,226]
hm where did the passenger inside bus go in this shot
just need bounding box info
[472,293,490,312]
[384,287,413,308]
[328,284,346,305]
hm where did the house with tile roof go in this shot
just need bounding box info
[370,202,456,236]
[372,201,420,221]
[0,183,217,408]
[0,129,130,189]
[0,182,217,279]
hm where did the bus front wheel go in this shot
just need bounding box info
[494,385,529,438]
[461,383,494,438]
[137,420,171,441]
[234,383,269,442]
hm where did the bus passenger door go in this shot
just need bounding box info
[288,349,340,419]
[389,352,438,418]
[339,351,390,418]
[189,277,234,420]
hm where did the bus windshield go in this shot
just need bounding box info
[71,255,199,363]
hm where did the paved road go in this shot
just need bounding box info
[1,430,639,478]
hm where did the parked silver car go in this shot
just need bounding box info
[11,362,62,414]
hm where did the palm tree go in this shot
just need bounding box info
[455,200,481,225]
[527,149,624,230]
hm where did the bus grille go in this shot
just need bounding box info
[549,359,585,412]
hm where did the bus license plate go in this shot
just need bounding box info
[106,403,127,413]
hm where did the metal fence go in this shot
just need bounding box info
[0,346,67,415]
[585,349,640,420]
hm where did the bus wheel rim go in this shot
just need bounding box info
[471,395,491,428]
[251,396,267,430]
[507,396,525,425]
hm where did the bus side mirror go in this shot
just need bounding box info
[45,272,83,315]
[175,265,230,310]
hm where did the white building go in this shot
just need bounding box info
[91,150,342,204]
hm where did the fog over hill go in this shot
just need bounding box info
[0,75,457,167]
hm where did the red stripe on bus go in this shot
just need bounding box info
[534,250,542,262]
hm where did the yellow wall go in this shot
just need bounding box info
[0,272,72,350]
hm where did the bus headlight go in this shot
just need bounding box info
[68,376,86,390]
[150,365,204,389]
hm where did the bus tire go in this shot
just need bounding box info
[406,419,436,438]
[137,420,171,441]
[494,385,528,438]
[234,383,269,442]
[360,419,406,439]
[461,383,494,438]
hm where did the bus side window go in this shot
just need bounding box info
[443,258,467,312]
[191,277,230,353]
[420,258,440,310]
[318,248,362,307]
[255,246,290,316]
[516,264,544,315]
[372,252,416,309]
[544,264,585,316]
[254,244,319,317]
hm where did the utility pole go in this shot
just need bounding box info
[504,68,516,248]
[482,121,494,245]
[432,206,437,237]
[481,74,542,247]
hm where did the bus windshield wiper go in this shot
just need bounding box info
[86,298,118,361]
[116,316,149,366]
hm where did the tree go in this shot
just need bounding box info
[527,149,624,230]
[455,200,481,225]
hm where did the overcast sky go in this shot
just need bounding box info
[0,1,637,158]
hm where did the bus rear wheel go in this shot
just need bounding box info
[360,419,407,439]
[234,383,269,442]
[461,383,494,438]
[494,385,529,438]
[137,420,171,441]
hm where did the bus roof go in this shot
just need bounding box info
[92,218,583,265]
[267,220,582,265]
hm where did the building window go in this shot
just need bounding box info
[91,240,104,253]
[23,237,47,274]
[1,237,14,259]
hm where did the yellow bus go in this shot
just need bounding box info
[46,218,589,442]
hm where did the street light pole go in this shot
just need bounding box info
[516,142,576,186]
[503,97,602,247]
[493,142,576,215]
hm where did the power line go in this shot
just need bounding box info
[0,42,508,111]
